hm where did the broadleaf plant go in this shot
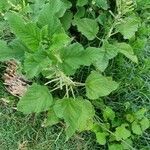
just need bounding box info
[0,0,149,149]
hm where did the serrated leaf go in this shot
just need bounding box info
[50,33,71,51]
[58,43,84,75]
[9,39,30,53]
[114,124,131,141]
[116,15,140,39]
[103,107,115,121]
[82,47,101,65]
[96,132,107,145]
[31,0,47,16]
[94,0,109,10]
[58,43,100,75]
[114,43,138,63]
[6,13,41,51]
[57,0,72,17]
[94,56,108,72]
[60,11,73,30]
[85,71,119,99]
[53,98,94,140]
[40,25,49,39]
[132,121,142,135]
[140,117,150,131]
[54,98,81,139]
[37,0,71,33]
[94,41,118,72]
[5,12,25,31]
[22,22,41,51]
[39,0,71,18]
[24,51,51,78]
[77,99,95,131]
[17,83,53,114]
[77,0,88,6]
[0,40,24,61]
[74,18,99,40]
[43,109,59,127]
[38,3,63,36]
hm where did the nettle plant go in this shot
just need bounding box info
[0,0,150,149]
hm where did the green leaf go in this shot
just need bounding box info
[109,144,123,150]
[50,33,71,51]
[116,15,140,39]
[140,117,150,131]
[96,132,107,145]
[39,0,71,18]
[17,83,53,114]
[58,43,100,75]
[82,47,101,65]
[57,0,72,17]
[94,41,118,72]
[54,98,95,140]
[9,39,29,53]
[136,0,150,9]
[135,108,147,120]
[74,7,85,19]
[0,40,24,61]
[22,22,41,51]
[114,124,131,141]
[6,13,41,51]
[126,114,135,123]
[43,109,59,127]
[77,0,88,6]
[77,99,95,131]
[132,121,143,135]
[58,43,84,75]
[0,0,10,12]
[31,0,47,16]
[24,51,51,79]
[103,107,115,121]
[97,13,107,26]
[60,11,73,30]
[114,43,138,63]
[85,71,119,99]
[5,12,25,32]
[74,18,99,40]
[94,0,109,10]
[37,0,71,33]
[38,3,63,36]
[121,139,133,150]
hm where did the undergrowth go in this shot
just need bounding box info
[0,0,150,150]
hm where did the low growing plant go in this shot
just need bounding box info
[0,0,149,149]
